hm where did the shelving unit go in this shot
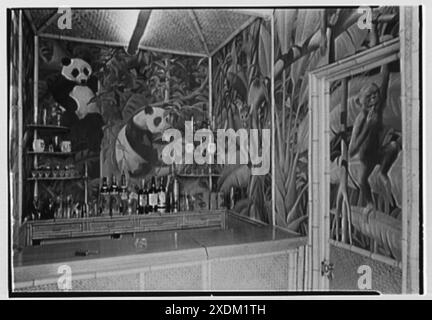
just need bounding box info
[26,124,69,133]
[177,173,221,178]
[27,176,84,181]
[26,122,89,220]
[27,151,75,157]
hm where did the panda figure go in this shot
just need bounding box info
[49,57,104,152]
[115,106,172,177]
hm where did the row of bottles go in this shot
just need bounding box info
[98,170,180,217]
[27,166,230,221]
[27,183,88,221]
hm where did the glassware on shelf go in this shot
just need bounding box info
[53,136,61,152]
[42,107,47,125]
[60,140,72,153]
[32,138,45,152]
[65,195,73,219]
[43,166,51,178]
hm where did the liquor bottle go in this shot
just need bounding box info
[120,171,128,215]
[210,176,218,210]
[128,184,138,215]
[81,202,88,218]
[148,176,158,213]
[99,176,110,216]
[172,166,179,213]
[138,178,147,214]
[65,195,72,219]
[110,175,120,216]
[158,176,167,213]
[31,183,41,220]
[55,196,62,219]
[230,186,235,209]
[143,180,150,214]
[165,176,171,213]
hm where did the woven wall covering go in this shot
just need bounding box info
[140,10,205,54]
[330,245,402,294]
[194,10,252,54]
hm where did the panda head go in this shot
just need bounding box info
[61,57,92,85]
[133,106,172,134]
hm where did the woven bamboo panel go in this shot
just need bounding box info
[28,9,259,56]
[14,273,141,292]
[42,9,140,44]
[194,10,253,53]
[330,245,402,293]
[210,252,292,291]
[14,249,302,291]
[143,264,202,291]
[140,10,205,54]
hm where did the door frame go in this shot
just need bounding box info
[307,38,402,291]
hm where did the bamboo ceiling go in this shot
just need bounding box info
[25,9,271,57]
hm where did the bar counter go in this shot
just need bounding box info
[13,212,307,292]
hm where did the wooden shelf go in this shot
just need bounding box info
[27,124,69,133]
[27,151,75,157]
[178,173,221,178]
[27,176,85,181]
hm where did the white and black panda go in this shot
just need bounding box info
[115,106,172,177]
[49,57,104,152]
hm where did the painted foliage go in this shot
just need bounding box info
[212,18,272,223]
[275,7,402,255]
[37,38,208,208]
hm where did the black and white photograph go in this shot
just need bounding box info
[3,2,425,299]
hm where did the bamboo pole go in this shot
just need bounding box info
[33,36,39,125]
[329,239,401,268]
[38,33,208,58]
[320,79,331,290]
[308,72,320,289]
[164,58,170,102]
[23,10,37,34]
[17,10,23,226]
[327,53,400,82]
[313,38,399,74]
[139,44,208,58]
[39,32,127,48]
[208,56,213,192]
[208,56,213,129]
[282,69,286,143]
[400,6,420,294]
[33,35,39,201]
[338,78,352,244]
[270,12,275,227]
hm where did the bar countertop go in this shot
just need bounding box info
[13,212,307,285]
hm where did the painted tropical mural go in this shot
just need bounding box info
[271,7,401,258]
[24,7,403,254]
[212,18,273,224]
[35,38,208,215]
